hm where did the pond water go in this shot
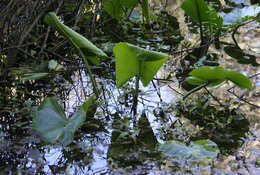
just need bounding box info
[1,0,260,174]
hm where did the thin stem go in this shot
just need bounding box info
[182,82,208,100]
[195,0,204,44]
[132,75,140,116]
[77,47,100,97]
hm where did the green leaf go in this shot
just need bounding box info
[226,70,252,89]
[33,96,95,146]
[113,42,168,87]
[113,42,139,88]
[186,76,207,85]
[142,0,150,24]
[44,12,107,65]
[21,73,49,81]
[159,139,219,162]
[181,0,223,34]
[187,66,252,89]
[140,58,168,86]
[102,0,138,20]
[189,66,226,81]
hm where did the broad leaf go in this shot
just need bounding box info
[186,76,208,85]
[159,139,219,162]
[189,66,226,81]
[226,70,252,89]
[113,42,168,87]
[33,96,96,146]
[113,42,139,88]
[187,66,252,89]
[44,12,107,65]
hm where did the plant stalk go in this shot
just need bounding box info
[77,47,100,97]
[132,75,140,116]
[182,82,208,100]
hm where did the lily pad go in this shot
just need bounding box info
[159,139,219,162]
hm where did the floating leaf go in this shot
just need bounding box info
[224,46,259,66]
[44,12,107,65]
[113,42,168,87]
[33,96,96,146]
[159,139,219,162]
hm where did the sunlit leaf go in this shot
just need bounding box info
[226,70,252,89]
[187,66,252,89]
[189,66,226,81]
[44,12,107,65]
[159,139,219,162]
[113,42,168,87]
[186,76,207,85]
[33,96,96,146]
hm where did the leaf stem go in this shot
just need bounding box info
[182,82,208,100]
[132,75,140,116]
[77,47,100,97]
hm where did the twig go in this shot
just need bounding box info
[152,80,163,102]
[204,87,225,108]
[167,85,184,96]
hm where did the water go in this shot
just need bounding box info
[1,0,260,174]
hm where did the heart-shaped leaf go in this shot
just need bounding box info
[44,12,107,65]
[32,96,96,146]
[113,42,168,87]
